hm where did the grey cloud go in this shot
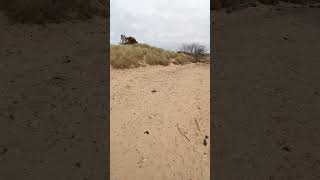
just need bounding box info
[110,0,210,51]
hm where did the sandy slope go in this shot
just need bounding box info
[111,63,210,180]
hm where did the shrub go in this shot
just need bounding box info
[178,43,208,62]
[120,34,138,45]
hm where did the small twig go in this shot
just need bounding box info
[176,123,190,142]
[194,118,200,131]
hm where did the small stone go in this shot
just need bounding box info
[75,162,81,168]
[282,146,292,152]
[203,139,207,146]
[1,147,8,155]
[9,114,15,120]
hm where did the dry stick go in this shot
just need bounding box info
[176,123,190,142]
[194,118,200,131]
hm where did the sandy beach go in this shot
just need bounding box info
[111,63,210,180]
[1,1,320,179]
[0,14,108,179]
[212,3,320,179]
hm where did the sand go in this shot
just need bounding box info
[2,2,320,179]
[0,14,108,179]
[0,11,210,179]
[212,3,320,179]
[110,63,210,180]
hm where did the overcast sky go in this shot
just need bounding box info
[110,0,210,52]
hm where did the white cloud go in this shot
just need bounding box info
[110,0,210,51]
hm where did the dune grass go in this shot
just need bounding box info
[0,0,106,24]
[110,43,196,69]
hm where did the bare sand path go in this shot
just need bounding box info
[111,63,210,180]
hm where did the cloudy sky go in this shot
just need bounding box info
[110,0,210,51]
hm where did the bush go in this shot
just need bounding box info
[120,34,138,45]
[178,43,208,62]
[0,0,107,24]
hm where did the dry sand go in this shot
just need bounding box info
[212,3,320,179]
[0,14,108,179]
[111,63,210,180]
[0,10,210,179]
[1,2,320,179]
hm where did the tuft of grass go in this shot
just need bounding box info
[110,43,195,69]
[0,0,107,24]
